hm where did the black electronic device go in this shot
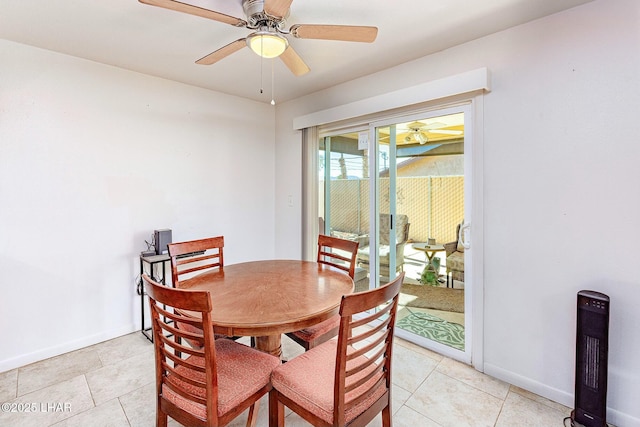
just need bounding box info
[572,290,610,427]
[154,229,172,255]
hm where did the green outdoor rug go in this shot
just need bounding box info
[399,283,464,313]
[396,312,465,351]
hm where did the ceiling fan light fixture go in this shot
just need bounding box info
[415,132,428,144]
[247,31,288,58]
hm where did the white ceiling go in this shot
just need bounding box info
[0,0,593,104]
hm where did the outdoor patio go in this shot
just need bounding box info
[351,243,465,350]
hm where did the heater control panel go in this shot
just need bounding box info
[578,290,609,313]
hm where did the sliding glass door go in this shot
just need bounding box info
[318,132,372,292]
[373,108,469,360]
[318,104,472,361]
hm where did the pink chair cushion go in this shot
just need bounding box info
[271,340,386,424]
[163,338,280,419]
[290,315,340,342]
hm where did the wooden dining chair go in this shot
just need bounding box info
[143,274,281,427]
[269,272,404,427]
[168,235,224,286]
[167,236,246,345]
[285,235,359,351]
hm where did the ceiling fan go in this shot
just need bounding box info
[403,121,463,145]
[138,0,378,76]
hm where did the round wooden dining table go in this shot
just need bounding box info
[178,259,354,358]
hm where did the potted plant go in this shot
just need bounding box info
[419,257,441,286]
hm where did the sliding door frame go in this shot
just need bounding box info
[302,92,485,369]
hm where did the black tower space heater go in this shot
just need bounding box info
[572,290,610,427]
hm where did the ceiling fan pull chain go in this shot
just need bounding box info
[271,59,276,105]
[259,38,264,94]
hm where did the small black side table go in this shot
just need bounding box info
[138,254,171,341]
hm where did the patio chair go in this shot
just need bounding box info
[269,273,404,427]
[286,234,359,351]
[357,213,410,278]
[143,274,280,427]
[444,222,465,287]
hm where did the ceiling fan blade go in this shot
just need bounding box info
[138,0,247,27]
[406,121,426,130]
[280,46,310,76]
[196,39,247,65]
[427,129,464,135]
[290,24,378,43]
[264,0,294,18]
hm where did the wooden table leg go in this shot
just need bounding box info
[254,335,282,359]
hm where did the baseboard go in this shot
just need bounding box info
[606,408,640,427]
[0,324,137,373]
[484,363,640,427]
[484,362,573,407]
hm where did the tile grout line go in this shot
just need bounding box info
[116,396,133,427]
[13,368,20,400]
[436,368,508,402]
[492,394,508,427]
[84,373,98,411]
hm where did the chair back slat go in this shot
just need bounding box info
[157,331,203,359]
[176,263,221,277]
[332,272,404,426]
[344,376,387,409]
[349,309,392,340]
[175,253,221,266]
[344,361,385,392]
[161,346,205,372]
[317,234,359,279]
[168,236,224,286]
[349,331,390,364]
[161,360,207,391]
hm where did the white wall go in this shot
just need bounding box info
[274,0,640,425]
[0,40,276,371]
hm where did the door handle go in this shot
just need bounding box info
[459,221,471,249]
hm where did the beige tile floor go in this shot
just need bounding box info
[0,332,573,427]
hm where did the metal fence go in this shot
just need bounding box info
[324,176,464,244]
